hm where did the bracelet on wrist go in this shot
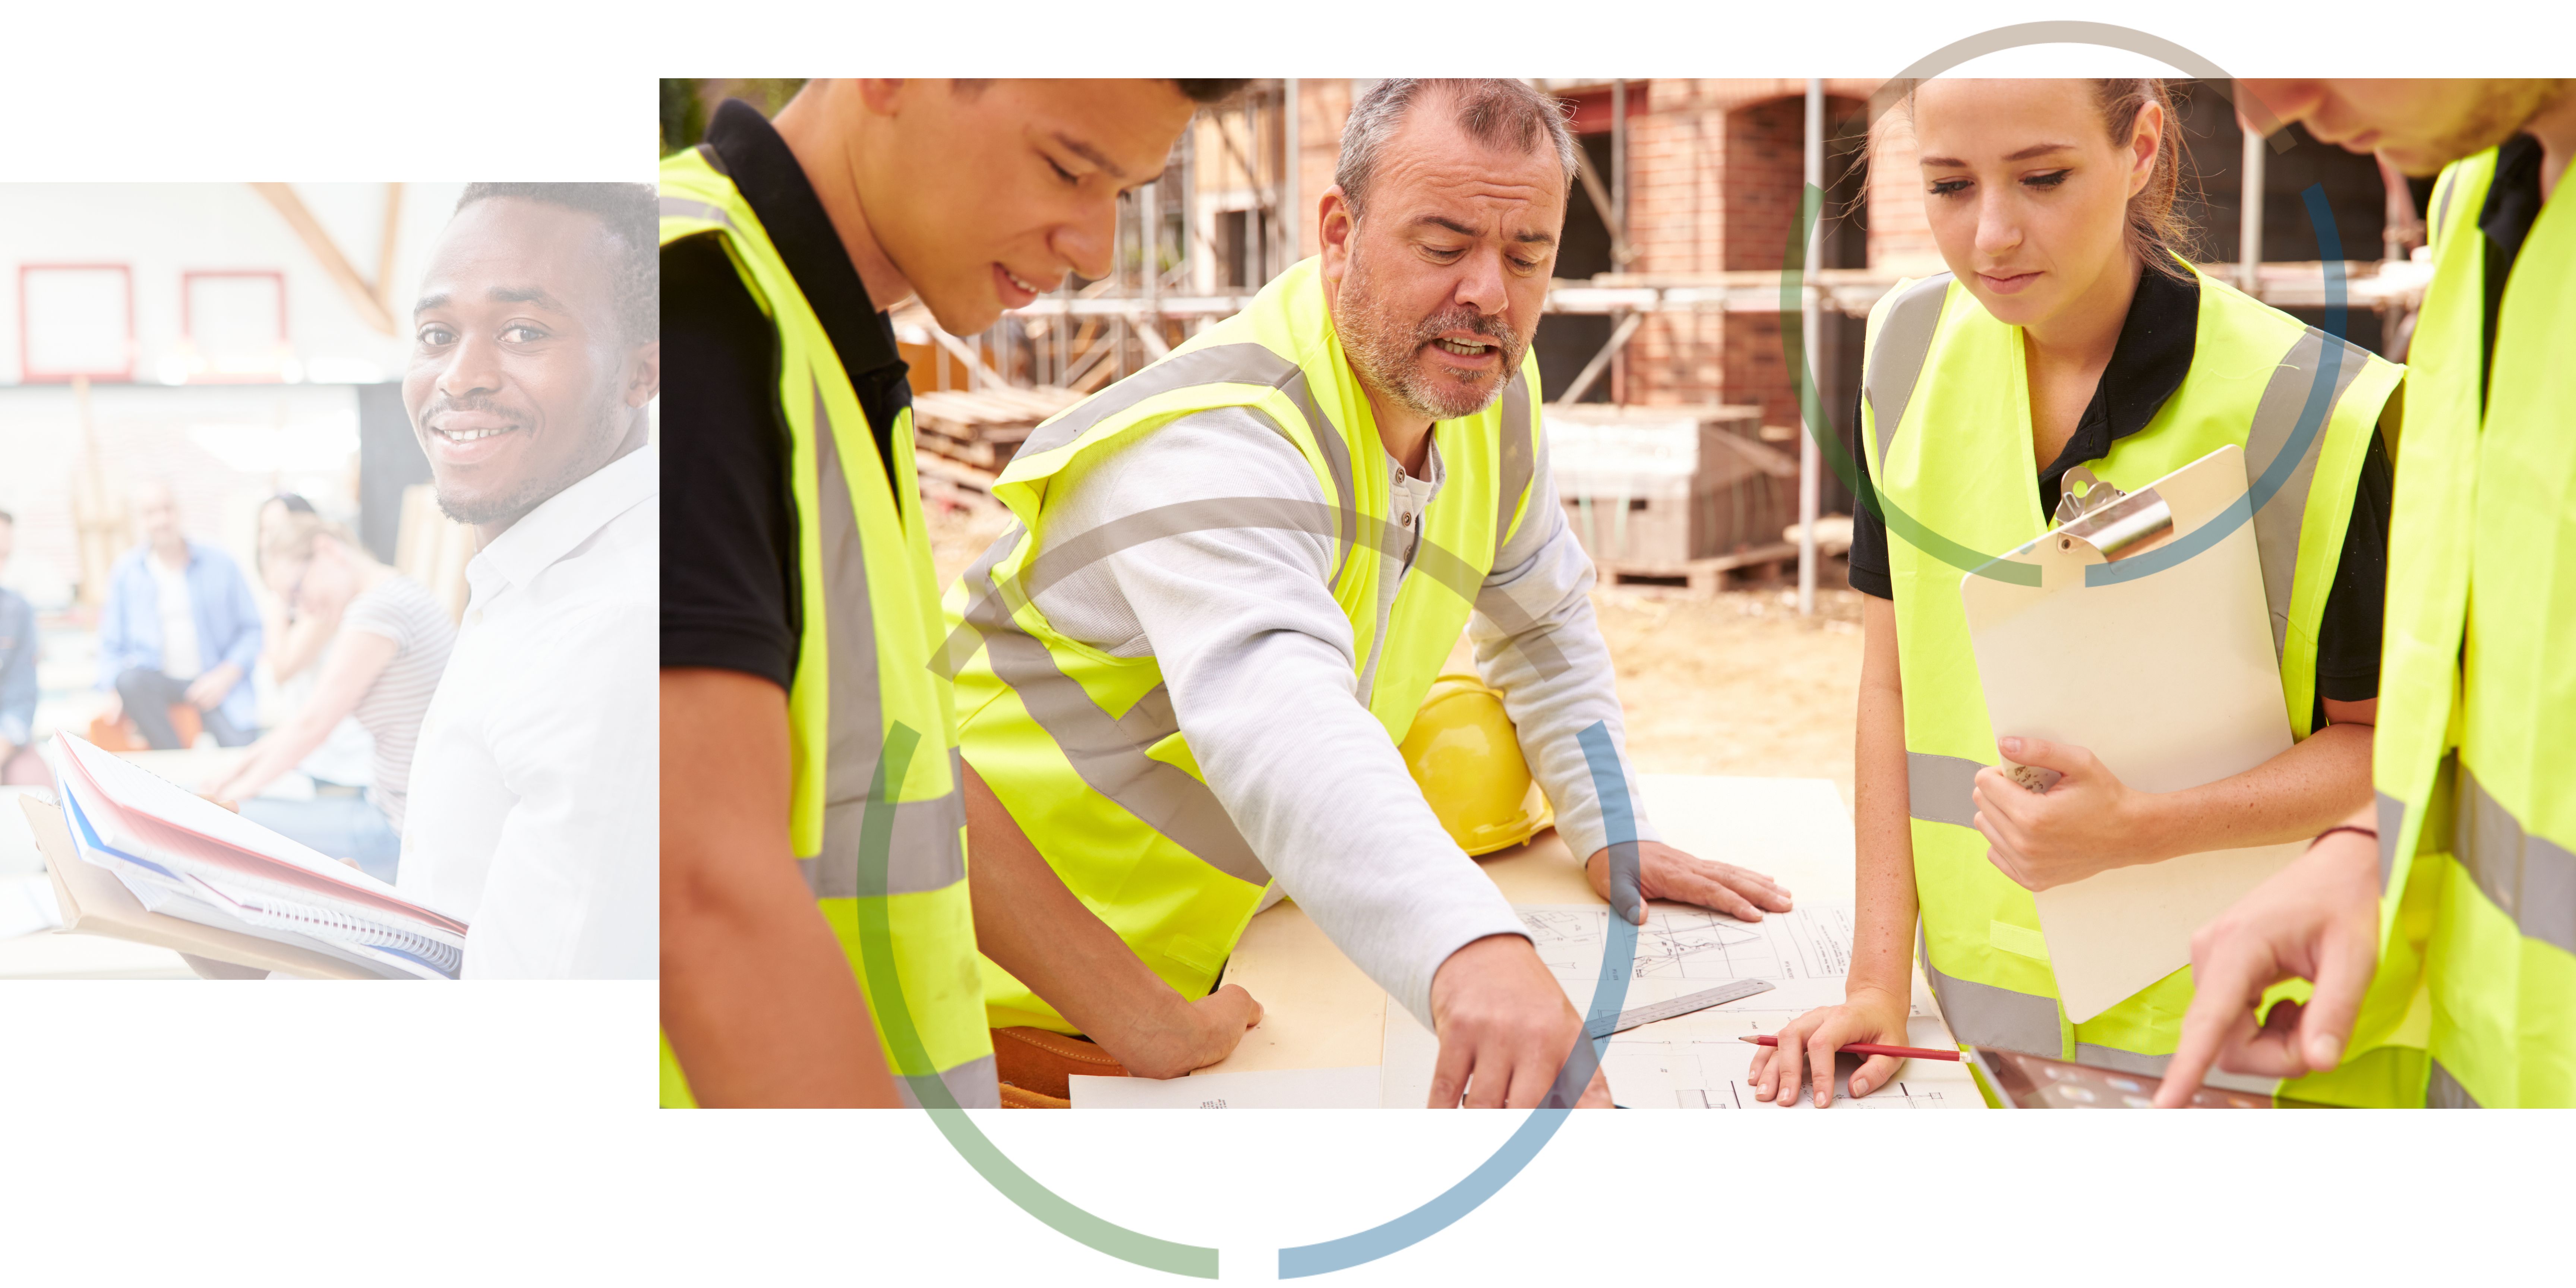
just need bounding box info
[2308,824,2378,849]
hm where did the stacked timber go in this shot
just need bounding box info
[908,385,1084,509]
[1544,403,1802,594]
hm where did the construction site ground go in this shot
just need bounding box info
[929,501,1865,811]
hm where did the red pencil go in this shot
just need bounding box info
[1739,1035,1962,1061]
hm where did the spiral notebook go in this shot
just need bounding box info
[38,733,470,979]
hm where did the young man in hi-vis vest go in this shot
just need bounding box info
[660,80,1247,1107]
[944,79,1793,1109]
[2160,79,2576,1108]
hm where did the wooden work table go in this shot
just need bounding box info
[1204,774,1945,1079]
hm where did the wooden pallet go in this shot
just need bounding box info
[1596,542,1802,595]
[911,386,1084,470]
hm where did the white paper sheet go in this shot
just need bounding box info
[1380,901,1968,1108]
[1514,901,1922,1017]
[1382,998,1975,1110]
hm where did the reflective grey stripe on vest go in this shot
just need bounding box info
[797,377,966,899]
[1496,371,1535,545]
[803,789,968,898]
[2431,170,2458,243]
[2426,1057,2482,1108]
[659,195,744,236]
[1925,930,2280,1089]
[2244,325,2373,664]
[959,527,1273,888]
[1017,342,1360,585]
[1920,934,2062,1055]
[1865,274,1954,471]
[2377,789,2407,893]
[1905,751,1985,828]
[901,1053,1001,1110]
[935,493,1532,681]
[2452,764,2576,955]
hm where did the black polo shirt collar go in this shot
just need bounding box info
[2477,131,2546,408]
[703,98,910,452]
[2036,263,2198,512]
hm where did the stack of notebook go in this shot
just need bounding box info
[33,733,468,979]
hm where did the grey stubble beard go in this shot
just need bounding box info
[1335,241,1529,424]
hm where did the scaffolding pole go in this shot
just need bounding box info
[1611,78,1628,403]
[2238,112,2266,296]
[1140,176,1159,340]
[1798,78,1822,618]
[1282,79,1301,266]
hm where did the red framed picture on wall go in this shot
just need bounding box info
[18,262,136,383]
[181,268,291,381]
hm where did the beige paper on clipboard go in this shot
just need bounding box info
[1960,444,2304,1024]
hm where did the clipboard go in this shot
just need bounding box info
[1959,444,2304,1024]
[19,795,390,980]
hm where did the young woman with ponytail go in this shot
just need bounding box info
[1752,79,2408,1107]
[204,514,457,883]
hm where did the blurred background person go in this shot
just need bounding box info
[203,512,454,883]
[256,493,331,685]
[253,492,379,793]
[95,481,263,749]
[0,510,42,786]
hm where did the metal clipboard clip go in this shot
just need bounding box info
[1986,465,2182,796]
[2051,465,2175,562]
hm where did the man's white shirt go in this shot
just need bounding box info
[399,443,659,978]
[149,553,201,678]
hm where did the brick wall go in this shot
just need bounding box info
[1259,78,1911,430]
[1292,79,1353,259]
[1619,81,1874,427]
[1863,102,1944,276]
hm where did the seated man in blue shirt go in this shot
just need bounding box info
[0,509,44,785]
[96,482,263,749]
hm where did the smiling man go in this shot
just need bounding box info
[657,79,1248,1108]
[398,182,660,979]
[946,78,1791,1109]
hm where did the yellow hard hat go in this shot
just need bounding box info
[1399,673,1554,856]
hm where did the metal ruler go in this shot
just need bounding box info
[1587,979,1777,1038]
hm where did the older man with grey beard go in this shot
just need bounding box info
[955,78,1791,1108]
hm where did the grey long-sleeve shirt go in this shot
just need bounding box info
[1027,407,1659,1029]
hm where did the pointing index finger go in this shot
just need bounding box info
[2157,944,2264,1107]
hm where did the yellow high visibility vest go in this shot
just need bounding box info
[1859,264,2403,1085]
[2370,146,2576,1108]
[942,257,1543,1032]
[657,145,996,1108]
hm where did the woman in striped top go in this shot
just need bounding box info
[208,514,457,883]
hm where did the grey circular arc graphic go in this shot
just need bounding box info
[854,26,2351,1281]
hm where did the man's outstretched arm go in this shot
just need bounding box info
[963,763,1263,1077]
[662,667,900,1107]
[2155,809,2383,1106]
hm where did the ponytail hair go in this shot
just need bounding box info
[2093,78,2197,279]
